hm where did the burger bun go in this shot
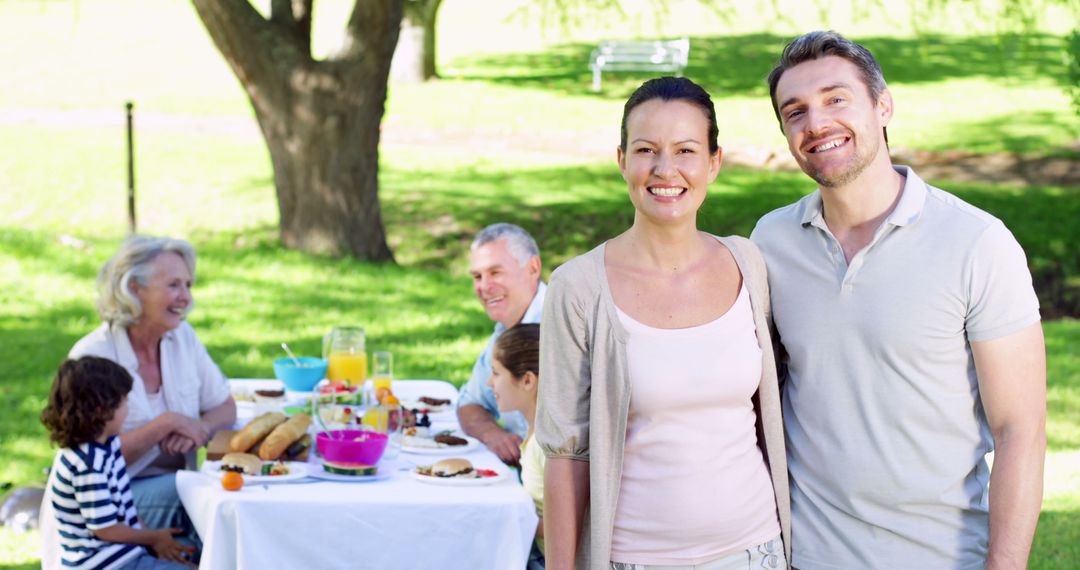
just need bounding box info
[431,458,475,478]
[221,452,262,475]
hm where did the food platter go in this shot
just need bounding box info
[201,460,309,484]
[401,434,480,455]
[409,467,507,487]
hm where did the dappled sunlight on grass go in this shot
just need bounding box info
[0,527,40,570]
[1,2,1077,565]
[1045,320,1080,450]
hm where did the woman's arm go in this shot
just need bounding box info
[118,413,186,465]
[158,396,234,451]
[544,457,589,569]
[200,396,236,435]
[535,261,597,567]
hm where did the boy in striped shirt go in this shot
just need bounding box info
[41,356,195,570]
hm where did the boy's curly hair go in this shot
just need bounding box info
[41,356,133,448]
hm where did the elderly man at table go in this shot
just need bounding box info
[457,223,546,465]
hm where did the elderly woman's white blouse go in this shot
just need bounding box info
[69,321,231,477]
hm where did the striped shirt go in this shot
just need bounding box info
[49,436,145,570]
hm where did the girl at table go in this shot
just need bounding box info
[41,356,196,569]
[536,76,791,569]
[486,323,545,568]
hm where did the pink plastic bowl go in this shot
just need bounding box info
[316,430,388,465]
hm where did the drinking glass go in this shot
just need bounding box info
[372,351,393,393]
[323,326,367,387]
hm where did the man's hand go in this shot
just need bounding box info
[457,403,522,465]
[149,528,197,567]
[480,428,523,465]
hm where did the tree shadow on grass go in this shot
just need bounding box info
[921,110,1080,157]
[380,162,1080,318]
[381,162,811,272]
[447,32,1073,100]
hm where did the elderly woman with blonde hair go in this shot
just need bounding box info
[68,234,235,544]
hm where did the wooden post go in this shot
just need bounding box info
[126,101,136,234]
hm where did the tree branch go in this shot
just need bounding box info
[270,0,313,55]
[340,0,405,67]
[191,1,278,85]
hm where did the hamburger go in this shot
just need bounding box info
[430,458,475,478]
[220,452,262,475]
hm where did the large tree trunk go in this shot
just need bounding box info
[390,0,442,82]
[190,0,403,261]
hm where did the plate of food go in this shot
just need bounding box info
[398,396,454,415]
[401,429,479,455]
[307,460,392,483]
[410,458,506,486]
[202,453,309,483]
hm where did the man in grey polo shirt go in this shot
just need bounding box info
[751,31,1046,569]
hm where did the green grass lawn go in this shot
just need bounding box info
[1,0,1077,566]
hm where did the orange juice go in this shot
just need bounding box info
[362,406,388,432]
[327,351,368,386]
[372,375,393,393]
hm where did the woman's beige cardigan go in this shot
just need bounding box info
[536,235,791,569]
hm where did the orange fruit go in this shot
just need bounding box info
[221,471,244,491]
[375,387,393,405]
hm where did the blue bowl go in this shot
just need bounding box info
[273,357,328,392]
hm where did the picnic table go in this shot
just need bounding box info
[176,379,538,569]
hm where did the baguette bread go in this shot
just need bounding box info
[258,413,312,461]
[230,412,287,452]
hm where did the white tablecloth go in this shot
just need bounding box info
[179,379,538,569]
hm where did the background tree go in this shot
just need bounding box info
[191,0,403,261]
[391,0,444,82]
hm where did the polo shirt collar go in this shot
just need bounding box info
[493,281,547,335]
[799,164,928,229]
[885,165,928,227]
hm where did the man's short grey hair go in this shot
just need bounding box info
[96,235,197,327]
[470,223,540,267]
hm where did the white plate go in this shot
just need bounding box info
[410,467,507,486]
[308,465,392,483]
[201,460,309,483]
[401,434,480,455]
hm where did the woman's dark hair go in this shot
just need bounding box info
[493,323,540,381]
[620,76,719,154]
[41,356,133,448]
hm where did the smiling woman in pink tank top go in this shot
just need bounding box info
[536,77,791,570]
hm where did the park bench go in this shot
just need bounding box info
[588,37,690,92]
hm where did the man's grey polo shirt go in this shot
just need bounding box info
[750,166,1040,569]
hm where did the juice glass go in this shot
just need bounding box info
[323,326,367,387]
[327,352,367,387]
[372,351,393,393]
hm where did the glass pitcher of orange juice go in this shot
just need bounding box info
[323,326,367,387]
